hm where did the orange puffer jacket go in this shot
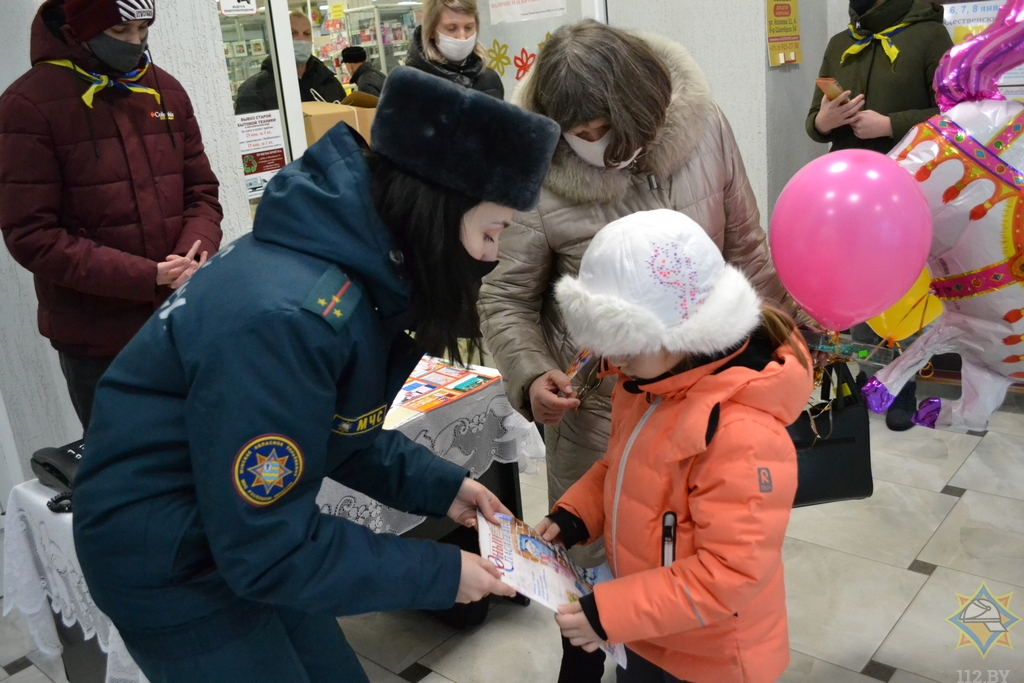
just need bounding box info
[556,334,813,683]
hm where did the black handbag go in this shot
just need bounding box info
[31,439,84,495]
[787,363,873,507]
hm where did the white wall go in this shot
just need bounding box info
[148,4,252,245]
[0,0,250,499]
[829,0,853,34]
[477,2,586,100]
[607,0,771,217]
[767,1,831,217]
[606,0,833,220]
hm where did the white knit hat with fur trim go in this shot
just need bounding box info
[555,210,762,358]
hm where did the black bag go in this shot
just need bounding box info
[31,439,84,495]
[787,363,873,507]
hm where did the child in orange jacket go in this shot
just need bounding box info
[535,209,814,683]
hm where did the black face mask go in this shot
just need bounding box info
[86,33,147,73]
[468,258,499,281]
[850,0,878,17]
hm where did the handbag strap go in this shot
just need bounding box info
[820,367,834,403]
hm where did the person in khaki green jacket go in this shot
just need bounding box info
[537,210,814,683]
[806,0,952,431]
[477,20,807,682]
[806,0,953,155]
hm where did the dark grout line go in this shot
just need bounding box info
[399,662,434,683]
[907,560,937,576]
[940,485,967,498]
[1,656,34,676]
[861,660,897,681]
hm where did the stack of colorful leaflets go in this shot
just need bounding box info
[477,511,628,669]
[384,357,501,429]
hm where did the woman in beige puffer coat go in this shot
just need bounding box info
[477,20,806,681]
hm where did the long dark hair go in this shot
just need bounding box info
[366,150,482,364]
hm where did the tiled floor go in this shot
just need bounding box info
[1,385,1023,683]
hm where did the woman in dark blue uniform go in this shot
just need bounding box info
[71,67,560,682]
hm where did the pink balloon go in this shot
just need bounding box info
[769,149,932,331]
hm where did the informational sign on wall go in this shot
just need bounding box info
[220,0,259,17]
[489,0,566,25]
[942,1,1024,88]
[236,111,287,200]
[766,0,802,67]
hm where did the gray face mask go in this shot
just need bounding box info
[86,32,148,73]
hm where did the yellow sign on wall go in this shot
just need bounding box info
[330,3,345,20]
[767,0,802,67]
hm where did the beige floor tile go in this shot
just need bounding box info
[0,601,38,669]
[787,480,957,568]
[874,568,1024,683]
[889,671,941,683]
[520,481,552,528]
[7,668,50,683]
[519,458,548,491]
[357,656,406,683]
[783,538,927,672]
[338,610,457,674]
[25,650,67,683]
[918,491,1024,587]
[419,674,458,683]
[779,650,875,682]
[948,432,1024,502]
[420,601,562,683]
[869,424,981,493]
[986,410,1024,438]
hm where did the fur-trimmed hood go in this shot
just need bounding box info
[513,32,715,205]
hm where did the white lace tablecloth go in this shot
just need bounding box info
[4,380,542,683]
[4,479,147,683]
[316,381,544,532]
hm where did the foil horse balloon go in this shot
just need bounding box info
[863,0,1024,431]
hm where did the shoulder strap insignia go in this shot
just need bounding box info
[302,266,362,332]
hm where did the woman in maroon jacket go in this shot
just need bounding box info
[0,0,222,431]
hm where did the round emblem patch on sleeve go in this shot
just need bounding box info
[233,435,304,507]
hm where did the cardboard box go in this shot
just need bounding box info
[302,101,376,147]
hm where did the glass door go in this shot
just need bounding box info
[336,3,421,76]
[218,0,307,208]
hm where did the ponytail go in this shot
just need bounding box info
[761,305,810,371]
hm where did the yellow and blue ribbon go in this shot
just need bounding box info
[841,23,911,64]
[40,55,161,108]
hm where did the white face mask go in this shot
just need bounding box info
[563,131,641,170]
[294,40,313,64]
[435,32,477,63]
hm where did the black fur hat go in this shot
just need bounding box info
[372,67,561,212]
[341,47,367,63]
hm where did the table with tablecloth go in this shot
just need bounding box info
[3,370,542,683]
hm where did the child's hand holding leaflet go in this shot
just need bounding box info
[477,511,628,668]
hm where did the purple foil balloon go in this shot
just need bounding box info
[911,397,941,429]
[935,0,1024,111]
[862,377,896,413]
